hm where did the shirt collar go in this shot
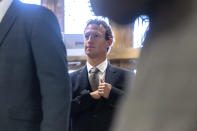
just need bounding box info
[0,0,13,22]
[87,59,108,73]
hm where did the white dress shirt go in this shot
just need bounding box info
[87,59,108,82]
[0,0,13,23]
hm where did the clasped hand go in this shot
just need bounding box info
[90,79,112,99]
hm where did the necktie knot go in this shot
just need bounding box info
[90,67,99,74]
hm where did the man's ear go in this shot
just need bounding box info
[107,38,113,47]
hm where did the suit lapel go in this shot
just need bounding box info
[0,0,19,46]
[77,64,117,91]
[105,64,117,86]
[78,66,91,91]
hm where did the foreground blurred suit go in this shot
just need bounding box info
[90,0,197,131]
[0,0,71,131]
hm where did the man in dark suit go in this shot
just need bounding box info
[0,0,71,131]
[69,19,133,131]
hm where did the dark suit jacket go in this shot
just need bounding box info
[0,1,71,131]
[69,63,133,131]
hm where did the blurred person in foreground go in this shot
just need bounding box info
[90,0,197,131]
[0,0,71,131]
[69,19,133,131]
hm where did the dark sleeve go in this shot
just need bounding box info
[71,90,99,116]
[30,7,71,131]
[70,72,99,116]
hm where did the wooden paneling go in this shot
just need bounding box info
[108,21,139,69]
[110,21,134,48]
[67,48,140,62]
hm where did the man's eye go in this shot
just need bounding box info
[94,34,99,38]
[85,35,89,39]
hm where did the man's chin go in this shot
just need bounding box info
[86,52,96,59]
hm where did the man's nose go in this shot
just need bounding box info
[87,35,94,42]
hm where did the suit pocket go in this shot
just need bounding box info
[9,107,42,122]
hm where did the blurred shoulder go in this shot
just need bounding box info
[69,66,86,78]
[17,1,56,19]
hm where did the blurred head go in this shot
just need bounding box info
[90,0,155,24]
[90,0,191,36]
[84,19,113,59]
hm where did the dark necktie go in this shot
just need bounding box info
[89,68,100,91]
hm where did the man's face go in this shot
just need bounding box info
[84,24,112,59]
